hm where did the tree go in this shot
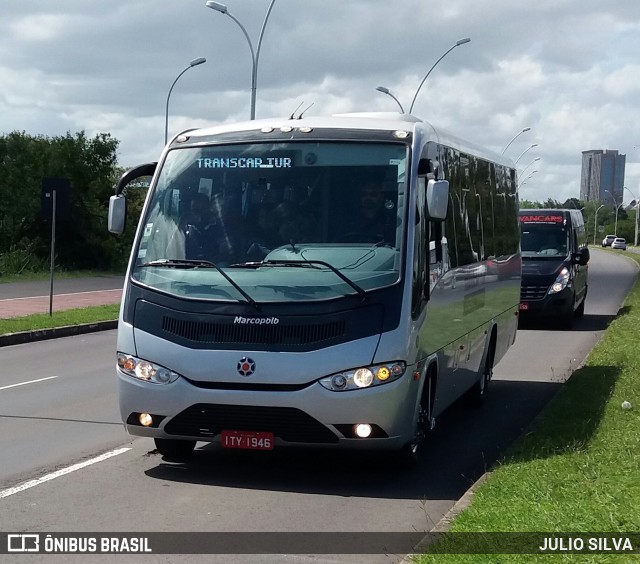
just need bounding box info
[0,130,134,273]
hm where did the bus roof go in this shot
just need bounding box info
[172,112,513,169]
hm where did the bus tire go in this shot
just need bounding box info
[396,369,437,465]
[466,340,495,408]
[154,438,196,460]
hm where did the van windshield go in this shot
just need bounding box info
[521,224,569,258]
[131,141,407,303]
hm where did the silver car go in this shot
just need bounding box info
[611,237,627,250]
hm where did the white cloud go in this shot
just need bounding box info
[1,0,640,203]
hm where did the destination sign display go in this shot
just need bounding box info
[519,214,564,224]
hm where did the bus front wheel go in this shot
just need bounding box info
[154,438,196,461]
[397,371,437,465]
[466,341,495,408]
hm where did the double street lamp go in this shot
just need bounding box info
[165,57,207,145]
[206,0,276,120]
[376,37,471,114]
[375,86,404,113]
[409,38,470,114]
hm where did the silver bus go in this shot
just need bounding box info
[108,112,521,460]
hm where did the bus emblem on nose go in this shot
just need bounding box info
[237,357,256,376]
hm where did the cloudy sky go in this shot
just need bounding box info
[1,0,639,203]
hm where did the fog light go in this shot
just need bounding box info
[354,423,372,438]
[139,413,153,427]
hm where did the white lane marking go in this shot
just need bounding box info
[0,289,121,302]
[0,376,59,391]
[0,447,131,500]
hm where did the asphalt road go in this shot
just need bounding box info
[0,249,636,564]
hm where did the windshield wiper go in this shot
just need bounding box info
[140,259,259,310]
[263,259,367,301]
[142,259,216,269]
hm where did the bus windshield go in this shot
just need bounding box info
[132,141,408,303]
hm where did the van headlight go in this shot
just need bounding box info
[548,267,570,294]
[319,362,406,391]
[117,352,180,384]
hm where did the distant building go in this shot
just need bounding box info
[580,149,625,204]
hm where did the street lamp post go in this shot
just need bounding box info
[502,127,531,155]
[165,57,207,145]
[518,170,538,187]
[514,144,538,166]
[408,37,471,114]
[615,203,624,236]
[519,157,541,178]
[594,204,605,245]
[375,86,405,113]
[206,0,276,120]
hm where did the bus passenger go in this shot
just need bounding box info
[336,181,396,245]
[180,192,212,260]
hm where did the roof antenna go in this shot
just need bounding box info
[289,101,304,120]
[297,102,314,119]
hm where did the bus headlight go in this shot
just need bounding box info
[319,362,406,391]
[116,353,180,385]
[548,267,570,294]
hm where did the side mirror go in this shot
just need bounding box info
[107,162,157,235]
[108,194,126,234]
[573,247,590,266]
[114,162,157,196]
[425,179,449,221]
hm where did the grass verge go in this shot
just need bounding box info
[0,305,119,335]
[416,252,640,563]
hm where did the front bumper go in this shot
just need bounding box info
[117,366,421,450]
[519,285,573,318]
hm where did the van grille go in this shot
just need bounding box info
[520,285,549,301]
[161,317,346,347]
[164,403,339,444]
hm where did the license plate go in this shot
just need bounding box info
[519,303,529,311]
[221,430,274,450]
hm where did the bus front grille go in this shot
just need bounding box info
[162,316,346,347]
[520,285,549,301]
[164,403,339,444]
